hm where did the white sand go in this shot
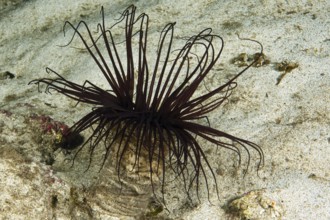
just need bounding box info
[0,0,329,219]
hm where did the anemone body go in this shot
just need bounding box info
[30,5,264,201]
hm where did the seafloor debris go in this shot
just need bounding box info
[225,190,284,220]
[231,52,270,67]
[0,71,15,80]
[275,61,299,85]
[28,114,84,151]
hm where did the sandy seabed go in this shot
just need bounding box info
[0,0,329,219]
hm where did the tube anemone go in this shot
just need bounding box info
[29,5,264,202]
